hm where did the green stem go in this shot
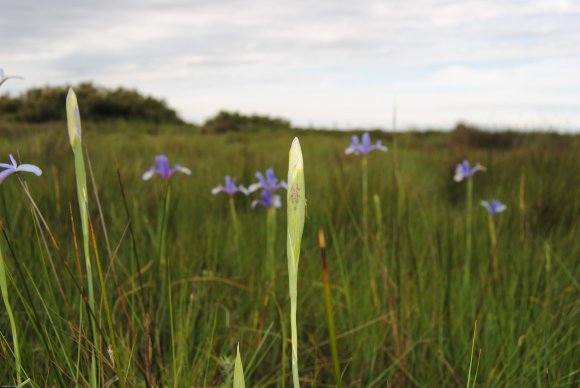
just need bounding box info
[160,184,177,385]
[487,215,497,281]
[155,182,171,305]
[229,196,241,249]
[288,235,301,388]
[465,178,473,283]
[362,156,369,259]
[73,146,97,388]
[159,183,171,264]
[266,207,277,282]
[0,243,21,385]
[290,289,299,388]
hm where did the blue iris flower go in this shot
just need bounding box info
[142,155,191,181]
[211,176,248,196]
[454,160,485,182]
[251,190,282,209]
[344,132,387,155]
[248,168,287,193]
[481,200,507,216]
[0,154,42,184]
[0,68,23,87]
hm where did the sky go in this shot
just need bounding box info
[1,0,580,131]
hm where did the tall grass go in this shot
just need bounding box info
[0,122,578,386]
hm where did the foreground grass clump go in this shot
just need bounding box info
[0,121,578,386]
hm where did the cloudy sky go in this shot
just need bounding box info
[1,0,580,131]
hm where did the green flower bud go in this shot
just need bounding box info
[287,137,305,272]
[66,88,82,147]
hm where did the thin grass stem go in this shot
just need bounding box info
[318,229,342,387]
[0,242,21,384]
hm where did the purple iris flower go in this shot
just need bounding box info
[0,154,42,184]
[344,132,387,155]
[251,190,282,209]
[211,176,248,196]
[248,168,287,193]
[481,200,507,216]
[454,160,485,182]
[142,155,191,181]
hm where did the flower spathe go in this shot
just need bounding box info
[481,200,507,216]
[142,155,191,181]
[454,160,485,182]
[287,137,305,270]
[66,89,82,147]
[251,190,282,209]
[0,154,42,184]
[248,168,287,193]
[344,132,387,155]
[211,176,247,196]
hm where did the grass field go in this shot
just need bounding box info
[0,120,578,386]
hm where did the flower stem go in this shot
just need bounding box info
[266,207,276,282]
[362,156,369,259]
[160,185,177,385]
[158,182,171,264]
[465,178,473,283]
[73,145,98,388]
[229,196,241,249]
[290,290,299,388]
[487,214,498,281]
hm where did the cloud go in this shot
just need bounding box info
[1,0,579,131]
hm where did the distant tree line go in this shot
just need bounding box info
[0,83,295,133]
[201,110,291,134]
[449,122,532,149]
[0,82,184,124]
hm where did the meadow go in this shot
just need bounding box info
[0,117,578,386]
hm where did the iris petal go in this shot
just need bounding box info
[247,182,261,193]
[266,168,276,184]
[177,166,191,175]
[142,170,155,181]
[15,164,42,176]
[0,169,15,184]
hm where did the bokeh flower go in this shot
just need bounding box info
[481,200,507,216]
[454,160,485,182]
[344,132,387,155]
[248,168,287,193]
[211,176,247,196]
[251,190,282,209]
[0,154,42,184]
[142,155,191,181]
